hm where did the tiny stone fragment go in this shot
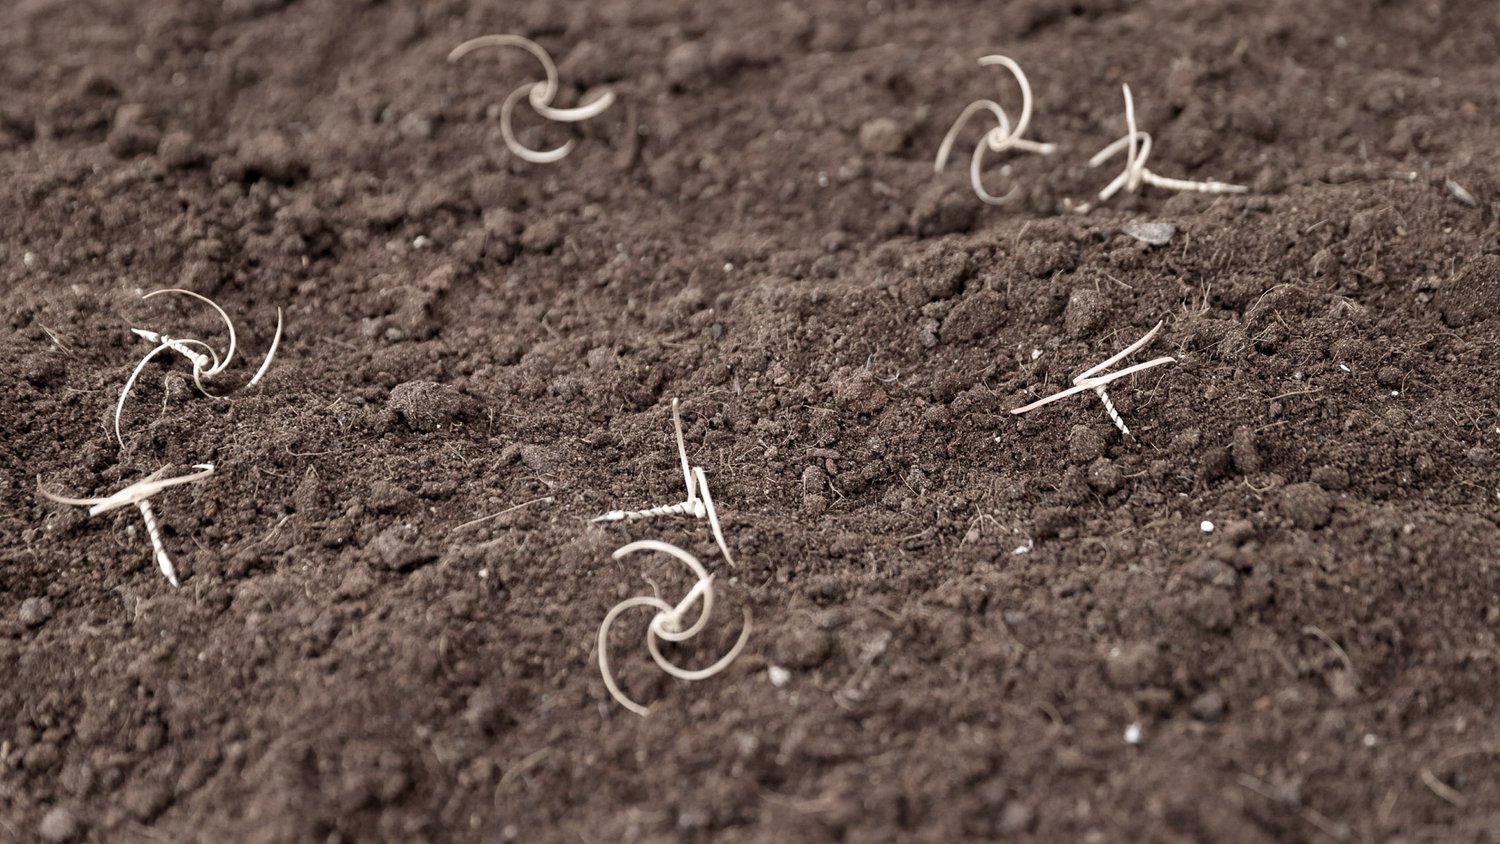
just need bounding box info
[858,117,905,156]
[1104,642,1159,688]
[1190,691,1226,721]
[18,597,54,628]
[664,41,709,87]
[1444,179,1476,207]
[157,131,202,169]
[38,807,79,843]
[1326,669,1359,702]
[1120,221,1176,246]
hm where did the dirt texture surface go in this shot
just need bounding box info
[4,0,1500,841]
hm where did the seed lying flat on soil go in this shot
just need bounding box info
[597,539,751,717]
[1011,321,1177,436]
[38,463,215,587]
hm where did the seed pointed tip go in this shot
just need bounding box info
[159,556,181,587]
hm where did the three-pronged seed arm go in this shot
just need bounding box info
[1011,321,1177,436]
[592,398,736,567]
[597,539,751,717]
[935,55,1059,205]
[448,34,615,165]
[37,463,215,587]
[1071,84,1248,213]
[115,289,283,450]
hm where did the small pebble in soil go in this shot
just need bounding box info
[858,117,905,156]
[397,111,434,140]
[1445,179,1476,207]
[1104,643,1159,688]
[38,806,79,843]
[157,130,202,168]
[1190,691,1226,721]
[768,665,791,687]
[19,597,54,627]
[1200,520,1215,533]
[1120,221,1176,246]
[664,41,709,87]
[1124,723,1142,744]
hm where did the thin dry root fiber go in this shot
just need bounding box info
[449,34,616,164]
[1074,84,1247,213]
[592,398,737,566]
[37,463,215,587]
[935,55,1058,205]
[1011,321,1176,436]
[597,539,751,717]
[116,289,283,449]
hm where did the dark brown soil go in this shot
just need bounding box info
[4,1,1500,841]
